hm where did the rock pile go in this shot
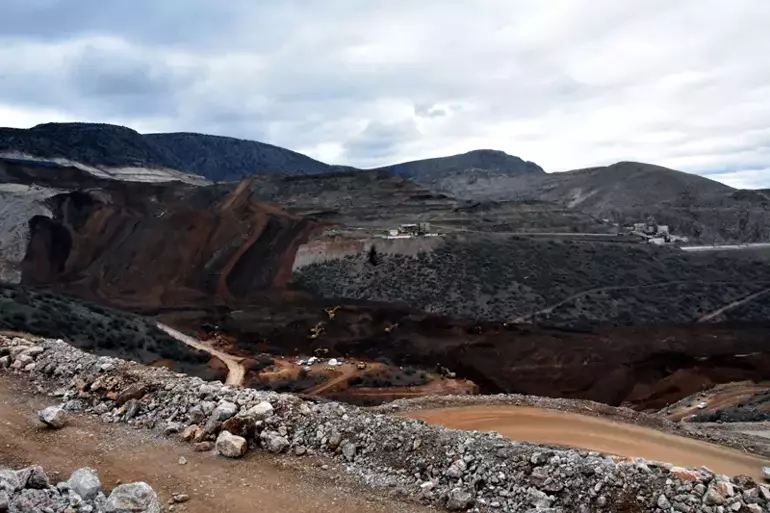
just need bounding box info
[0,464,159,513]
[3,334,770,513]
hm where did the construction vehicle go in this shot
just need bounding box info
[309,322,325,339]
[384,322,399,333]
[357,362,367,370]
[325,305,341,320]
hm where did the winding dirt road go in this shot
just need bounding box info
[157,323,246,386]
[407,406,770,480]
[697,288,770,323]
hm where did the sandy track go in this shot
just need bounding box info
[407,406,770,480]
[0,376,428,513]
[157,323,246,386]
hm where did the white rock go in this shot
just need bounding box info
[215,431,248,458]
[39,406,66,429]
[243,401,273,419]
[105,482,160,513]
[69,468,102,500]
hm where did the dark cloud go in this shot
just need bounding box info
[344,120,421,164]
[0,0,769,186]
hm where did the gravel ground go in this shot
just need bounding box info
[3,334,770,513]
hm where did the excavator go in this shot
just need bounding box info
[324,305,341,320]
[384,322,399,333]
[309,322,325,339]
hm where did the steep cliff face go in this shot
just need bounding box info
[21,178,323,309]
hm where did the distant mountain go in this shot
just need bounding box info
[146,132,337,181]
[0,123,181,169]
[373,149,544,192]
[529,161,732,209]
[508,162,770,242]
[0,123,543,184]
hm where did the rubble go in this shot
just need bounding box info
[3,334,770,513]
[0,464,159,513]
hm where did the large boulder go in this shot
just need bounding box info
[38,406,66,429]
[215,430,248,458]
[105,482,160,513]
[68,467,102,500]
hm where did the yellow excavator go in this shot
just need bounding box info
[324,305,341,320]
[309,322,325,339]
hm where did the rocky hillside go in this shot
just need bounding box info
[443,161,770,243]
[292,234,770,325]
[0,283,221,380]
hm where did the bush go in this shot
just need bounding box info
[0,283,212,379]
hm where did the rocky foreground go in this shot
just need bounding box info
[2,335,769,513]
[0,464,159,513]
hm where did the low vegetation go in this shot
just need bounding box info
[533,282,769,328]
[348,366,430,388]
[0,283,219,379]
[292,235,770,324]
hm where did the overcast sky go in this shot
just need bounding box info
[1,1,769,187]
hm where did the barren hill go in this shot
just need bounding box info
[428,161,770,243]
[372,149,543,189]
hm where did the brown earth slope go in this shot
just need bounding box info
[20,178,323,309]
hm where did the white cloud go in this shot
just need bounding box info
[1,0,770,187]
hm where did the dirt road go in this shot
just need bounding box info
[407,406,769,480]
[157,323,246,386]
[0,376,428,513]
[697,288,770,323]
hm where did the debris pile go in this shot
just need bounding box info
[0,464,159,513]
[3,334,770,512]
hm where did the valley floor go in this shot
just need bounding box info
[0,374,430,513]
